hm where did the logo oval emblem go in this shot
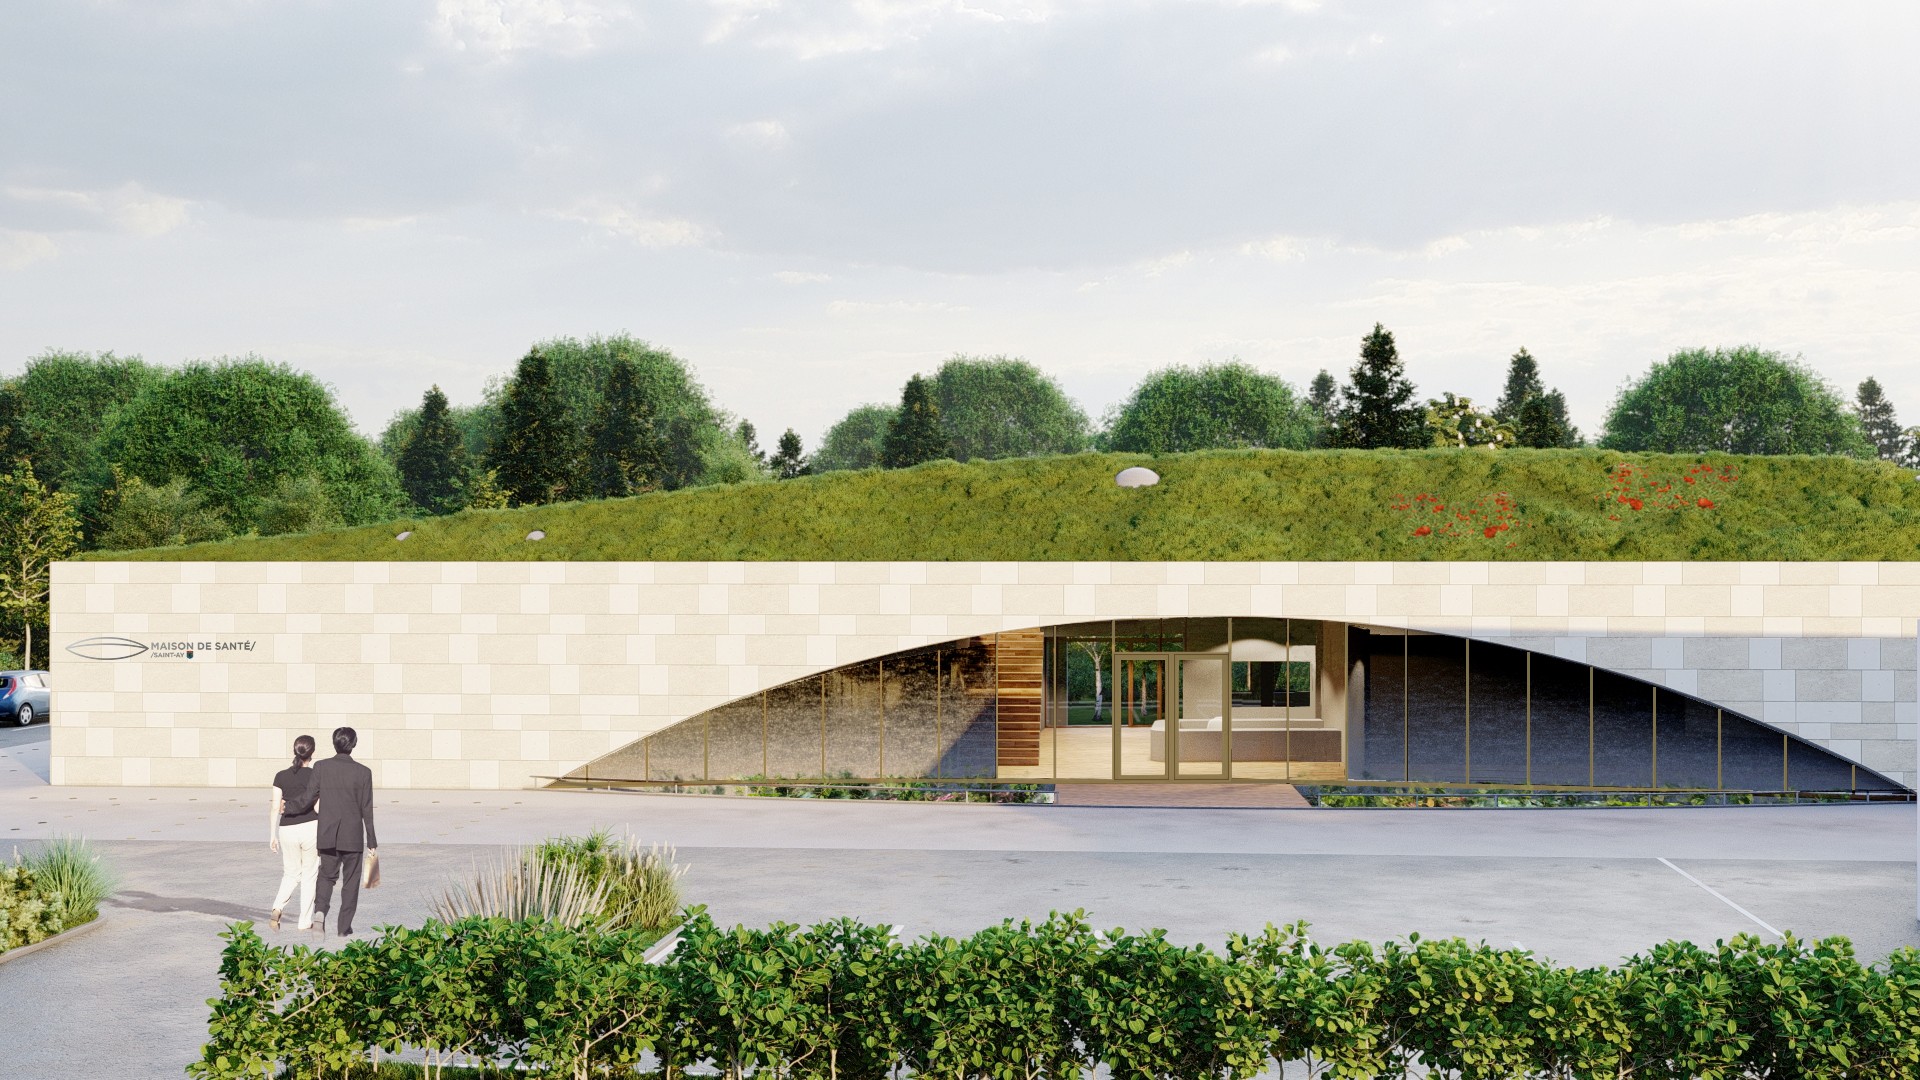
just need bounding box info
[65,636,150,661]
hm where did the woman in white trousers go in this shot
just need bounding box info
[268,734,321,931]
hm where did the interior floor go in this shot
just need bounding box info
[999,726,1348,782]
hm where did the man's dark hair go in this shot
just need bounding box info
[332,726,358,754]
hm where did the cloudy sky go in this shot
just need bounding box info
[4,0,1917,445]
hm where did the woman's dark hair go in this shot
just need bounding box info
[292,735,315,766]
[332,727,358,754]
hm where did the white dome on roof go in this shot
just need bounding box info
[1115,467,1159,488]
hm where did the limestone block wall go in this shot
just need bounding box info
[47,561,1920,790]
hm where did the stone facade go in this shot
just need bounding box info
[48,561,1920,790]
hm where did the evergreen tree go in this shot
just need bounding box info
[1492,348,1545,426]
[1306,369,1339,447]
[736,420,766,467]
[769,428,810,479]
[586,358,666,499]
[1307,370,1338,416]
[396,386,471,515]
[882,375,947,468]
[1330,323,1427,449]
[1516,391,1578,450]
[488,349,581,506]
[1855,378,1906,461]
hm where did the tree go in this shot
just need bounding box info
[1103,361,1316,453]
[489,349,582,506]
[1516,391,1579,450]
[736,421,767,467]
[1599,347,1873,457]
[255,473,341,536]
[0,464,80,669]
[1305,369,1339,448]
[100,356,402,534]
[587,358,667,499]
[10,350,162,535]
[1490,349,1582,448]
[882,376,947,468]
[397,386,472,516]
[814,405,897,472]
[769,429,810,479]
[97,474,231,551]
[1425,394,1516,449]
[1328,324,1427,449]
[1855,378,1907,461]
[0,382,32,468]
[930,355,1090,461]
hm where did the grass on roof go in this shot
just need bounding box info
[92,449,1920,562]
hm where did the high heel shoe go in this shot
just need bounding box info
[269,908,283,931]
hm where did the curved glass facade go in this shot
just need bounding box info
[566,619,1905,793]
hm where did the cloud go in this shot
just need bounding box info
[431,0,632,56]
[0,230,57,270]
[826,299,969,315]
[548,203,713,247]
[3,183,191,237]
[774,270,830,284]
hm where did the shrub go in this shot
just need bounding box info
[0,860,62,951]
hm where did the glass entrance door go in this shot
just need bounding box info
[1111,653,1232,780]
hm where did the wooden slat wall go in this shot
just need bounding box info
[995,629,1045,766]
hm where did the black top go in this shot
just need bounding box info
[273,765,319,826]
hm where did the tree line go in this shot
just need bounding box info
[0,326,1912,666]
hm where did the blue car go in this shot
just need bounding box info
[1,670,50,726]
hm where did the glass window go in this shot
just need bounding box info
[644,718,705,783]
[824,661,883,778]
[1467,641,1529,785]
[1360,632,1408,782]
[881,648,943,778]
[765,676,824,780]
[1591,670,1653,788]
[1653,690,1718,789]
[1527,654,1591,786]
[1405,634,1466,782]
[1786,736,1856,792]
[939,636,997,778]
[705,695,766,782]
[1720,710,1785,791]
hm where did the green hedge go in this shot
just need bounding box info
[99,449,1920,562]
[193,910,1920,1079]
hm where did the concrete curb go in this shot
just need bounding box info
[0,906,110,967]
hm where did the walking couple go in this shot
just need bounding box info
[267,726,379,938]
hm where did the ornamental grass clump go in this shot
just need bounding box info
[429,849,612,929]
[22,835,118,929]
[534,829,686,931]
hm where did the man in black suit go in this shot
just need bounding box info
[312,726,377,937]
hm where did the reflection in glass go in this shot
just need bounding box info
[645,716,705,782]
[1406,635,1466,782]
[941,636,997,777]
[1591,670,1653,787]
[882,650,942,778]
[824,661,883,778]
[705,695,765,781]
[765,676,823,779]
[1360,633,1408,781]
[1528,655,1591,787]
[1653,691,1718,789]
[1468,641,1529,785]
[1720,711,1785,791]
[1787,736,1856,792]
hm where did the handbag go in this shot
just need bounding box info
[362,848,382,889]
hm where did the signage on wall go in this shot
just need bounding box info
[65,636,258,661]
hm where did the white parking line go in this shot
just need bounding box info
[1658,857,1782,938]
